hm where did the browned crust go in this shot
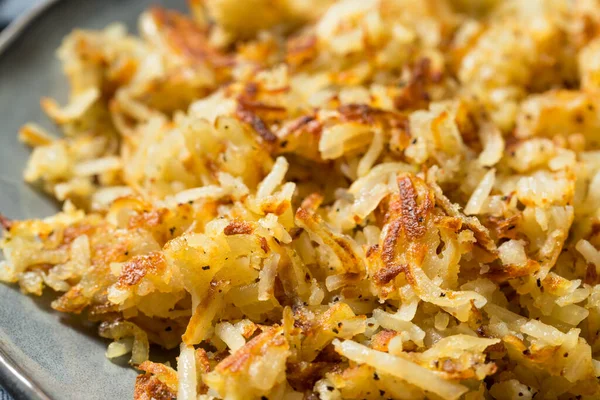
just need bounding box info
[195,348,211,374]
[399,263,417,287]
[195,348,210,394]
[296,207,362,273]
[286,34,318,67]
[134,374,176,400]
[365,244,379,258]
[484,259,540,282]
[380,175,433,269]
[300,193,324,212]
[216,327,287,373]
[585,262,599,285]
[370,329,399,352]
[61,223,98,245]
[260,199,290,216]
[51,285,90,314]
[435,215,463,231]
[338,104,381,125]
[237,97,287,113]
[393,58,438,111]
[397,175,427,240]
[277,114,323,141]
[223,220,255,235]
[182,280,229,345]
[338,103,408,130]
[428,177,498,257]
[381,219,402,266]
[148,7,233,67]
[138,361,178,392]
[284,115,318,135]
[118,252,167,287]
[373,263,404,286]
[485,213,522,240]
[128,209,168,230]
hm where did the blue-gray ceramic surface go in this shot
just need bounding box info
[0,1,187,398]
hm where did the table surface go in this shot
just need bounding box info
[0,0,43,397]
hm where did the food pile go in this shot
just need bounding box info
[3,0,600,399]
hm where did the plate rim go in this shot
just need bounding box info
[0,346,51,400]
[0,2,63,398]
[0,0,60,56]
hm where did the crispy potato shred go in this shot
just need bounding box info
[5,0,600,399]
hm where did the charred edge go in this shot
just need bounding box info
[235,104,278,143]
[397,176,426,240]
[373,263,404,286]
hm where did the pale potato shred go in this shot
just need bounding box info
[4,0,600,399]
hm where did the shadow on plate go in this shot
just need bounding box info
[4,283,179,369]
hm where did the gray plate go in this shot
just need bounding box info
[0,0,187,398]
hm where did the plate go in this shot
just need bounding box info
[0,1,187,398]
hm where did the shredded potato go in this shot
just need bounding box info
[3,1,600,399]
